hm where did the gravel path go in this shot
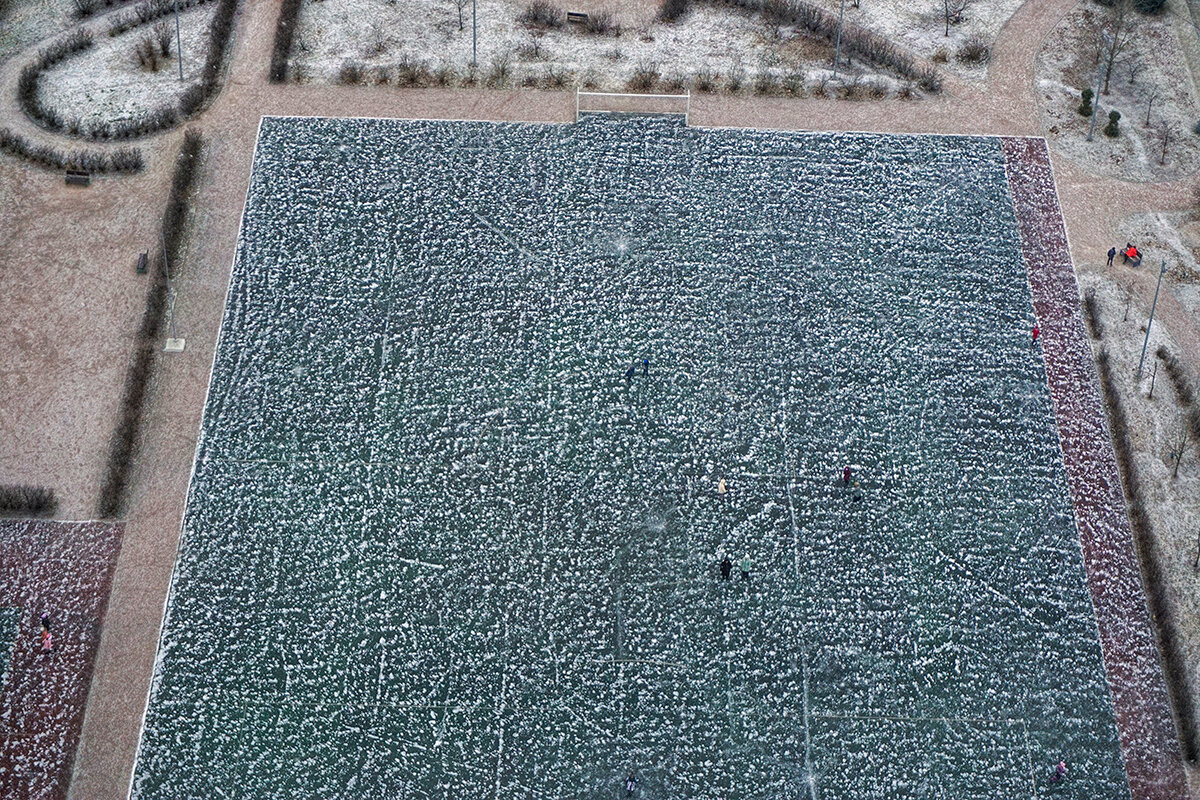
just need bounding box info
[0,0,1197,797]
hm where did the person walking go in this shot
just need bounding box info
[40,627,52,655]
[625,363,636,381]
[1032,324,1040,343]
[842,466,852,486]
[719,556,732,581]
[642,358,649,377]
[718,477,727,498]
[739,555,751,581]
[1107,247,1116,267]
[625,772,638,796]
[1050,761,1067,783]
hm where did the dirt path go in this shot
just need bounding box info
[0,0,1192,797]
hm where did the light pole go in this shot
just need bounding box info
[472,0,477,69]
[1087,33,1109,142]
[174,0,183,81]
[832,0,846,80]
[1136,258,1167,380]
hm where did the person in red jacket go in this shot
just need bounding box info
[1032,324,1040,342]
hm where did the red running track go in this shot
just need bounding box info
[0,521,122,800]
[1003,136,1189,800]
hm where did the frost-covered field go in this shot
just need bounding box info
[132,116,1130,799]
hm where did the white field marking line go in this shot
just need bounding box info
[576,90,691,100]
[1022,719,1039,800]
[802,655,817,800]
[558,700,613,740]
[809,712,1027,726]
[927,542,1054,636]
[374,640,386,707]
[588,657,687,669]
[394,557,446,570]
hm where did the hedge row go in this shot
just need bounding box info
[97,130,203,519]
[108,0,215,37]
[1095,347,1199,763]
[1156,345,1200,446]
[717,0,940,90]
[0,126,143,172]
[269,0,303,83]
[21,0,238,142]
[0,486,58,518]
[1083,288,1104,339]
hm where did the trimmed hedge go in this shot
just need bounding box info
[1157,346,1200,446]
[0,486,58,518]
[22,0,238,142]
[1083,288,1104,338]
[717,0,939,89]
[0,126,143,172]
[1095,347,1199,763]
[269,0,303,83]
[97,130,203,519]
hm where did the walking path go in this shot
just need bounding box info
[0,0,1195,797]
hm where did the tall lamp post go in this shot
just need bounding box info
[1087,33,1110,142]
[472,0,477,69]
[1136,258,1167,380]
[174,0,183,80]
[832,0,846,80]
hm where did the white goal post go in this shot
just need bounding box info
[575,90,691,124]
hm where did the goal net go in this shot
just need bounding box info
[575,90,691,124]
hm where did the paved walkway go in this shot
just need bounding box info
[0,0,1189,797]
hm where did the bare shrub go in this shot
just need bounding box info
[931,47,949,63]
[695,68,717,93]
[956,34,989,63]
[339,61,365,84]
[782,71,805,96]
[659,0,688,22]
[519,0,563,28]
[585,11,618,34]
[486,54,511,87]
[628,61,659,91]
[516,40,546,61]
[395,54,430,86]
[661,73,686,92]
[0,486,58,518]
[726,63,744,92]
[753,68,777,94]
[542,65,569,88]
[153,20,172,56]
[135,34,161,71]
[433,63,457,86]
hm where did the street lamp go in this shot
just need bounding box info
[1136,258,1167,380]
[174,0,183,81]
[833,0,846,80]
[1087,32,1110,142]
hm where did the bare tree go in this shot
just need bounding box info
[943,0,971,37]
[1089,0,1137,95]
[1171,415,1190,478]
[1156,121,1177,165]
[451,0,470,31]
[1145,90,1159,125]
[1126,54,1144,85]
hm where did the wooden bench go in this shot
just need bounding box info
[65,169,90,187]
[136,251,148,274]
[566,10,588,24]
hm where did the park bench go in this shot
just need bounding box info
[64,169,90,187]
[567,10,588,24]
[136,251,148,274]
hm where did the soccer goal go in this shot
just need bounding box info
[575,90,691,124]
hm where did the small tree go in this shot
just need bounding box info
[943,0,971,36]
[451,0,469,31]
[1156,121,1176,165]
[1104,109,1121,137]
[1126,54,1144,84]
[1078,87,1094,117]
[1171,415,1190,478]
[1145,90,1159,125]
[1090,0,1138,95]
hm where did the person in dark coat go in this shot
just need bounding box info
[1107,247,1116,267]
[625,363,636,381]
[625,772,638,796]
[719,556,733,580]
[842,466,852,486]
[642,358,649,377]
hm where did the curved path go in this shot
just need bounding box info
[0,0,1189,797]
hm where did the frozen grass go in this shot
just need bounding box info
[132,116,1128,799]
[36,3,217,127]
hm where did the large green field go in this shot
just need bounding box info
[132,116,1126,799]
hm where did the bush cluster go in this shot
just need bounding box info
[0,126,143,172]
[1082,288,1103,338]
[108,0,214,37]
[98,130,203,519]
[659,0,689,22]
[1156,346,1200,446]
[73,0,127,18]
[720,0,939,89]
[519,0,564,28]
[269,0,303,82]
[1094,347,1199,764]
[0,486,58,518]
